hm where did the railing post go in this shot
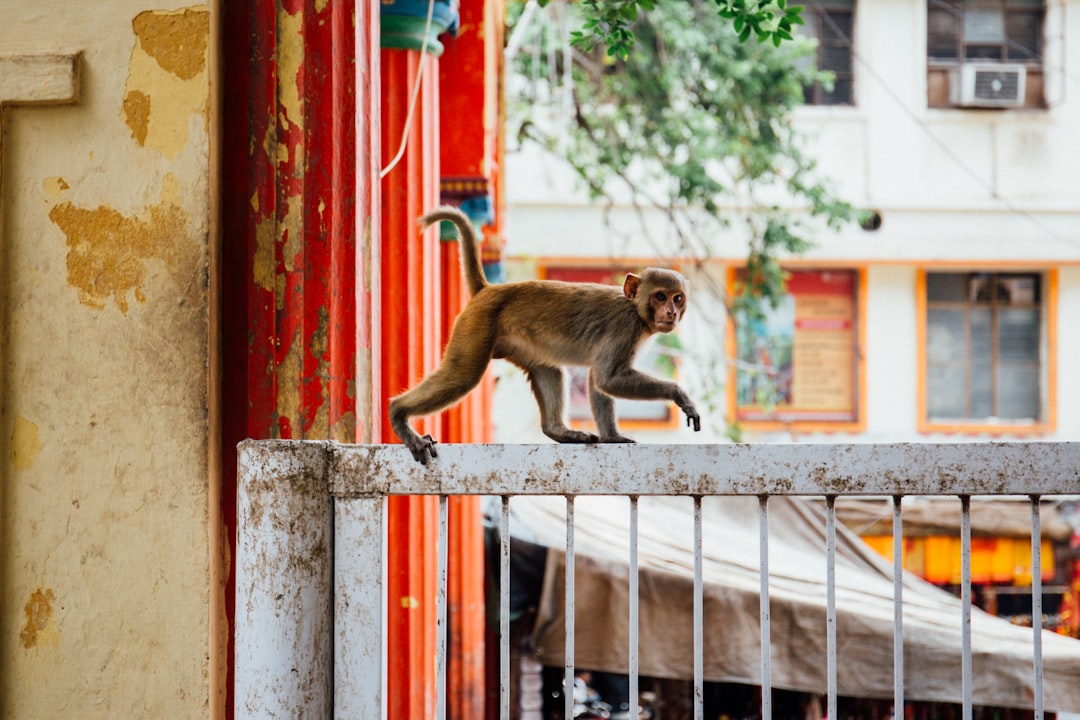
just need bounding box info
[334,493,387,719]
[235,440,333,719]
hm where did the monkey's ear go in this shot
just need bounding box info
[623,273,641,299]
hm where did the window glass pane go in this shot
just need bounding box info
[822,12,853,42]
[927,273,967,302]
[970,309,993,417]
[998,274,1040,304]
[966,44,1005,60]
[965,8,1006,43]
[969,274,997,303]
[928,365,968,418]
[823,78,853,105]
[1006,12,1041,60]
[822,46,852,73]
[927,308,966,362]
[928,7,960,59]
[997,364,1040,419]
[998,308,1040,361]
[971,308,993,358]
[800,6,820,41]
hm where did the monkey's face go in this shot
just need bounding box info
[648,284,686,333]
[624,268,689,333]
[635,268,687,334]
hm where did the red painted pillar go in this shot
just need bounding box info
[221,0,378,716]
[379,7,446,717]
[437,0,504,716]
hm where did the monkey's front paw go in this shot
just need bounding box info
[407,434,439,465]
[682,404,702,432]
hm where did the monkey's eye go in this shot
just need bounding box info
[655,292,667,302]
[674,294,684,304]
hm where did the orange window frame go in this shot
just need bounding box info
[915,268,1058,436]
[725,266,868,434]
[538,260,683,432]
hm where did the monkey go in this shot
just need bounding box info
[388,206,701,464]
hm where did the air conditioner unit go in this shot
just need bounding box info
[951,63,1027,108]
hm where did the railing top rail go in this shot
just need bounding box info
[238,440,1080,498]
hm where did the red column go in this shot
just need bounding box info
[437,1,503,716]
[380,44,443,720]
[221,0,376,717]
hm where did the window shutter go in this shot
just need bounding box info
[1043,0,1066,106]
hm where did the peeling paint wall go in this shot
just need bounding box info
[1,3,213,718]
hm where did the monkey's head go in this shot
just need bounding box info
[623,268,688,334]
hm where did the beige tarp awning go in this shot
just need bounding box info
[512,495,1080,712]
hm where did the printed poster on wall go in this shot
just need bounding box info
[736,270,857,422]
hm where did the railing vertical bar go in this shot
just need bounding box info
[893,495,905,719]
[1031,495,1045,720]
[629,496,640,720]
[960,495,972,720]
[236,442,332,720]
[565,495,576,720]
[694,495,704,720]
[759,495,772,720]
[826,496,838,720]
[333,494,386,720]
[436,495,449,720]
[500,495,511,720]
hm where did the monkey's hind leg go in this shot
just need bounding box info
[389,362,487,464]
[389,315,495,464]
[524,364,599,444]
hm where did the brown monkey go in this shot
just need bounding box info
[389,206,701,464]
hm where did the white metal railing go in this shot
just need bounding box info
[235,441,1080,720]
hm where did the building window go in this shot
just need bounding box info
[731,269,864,430]
[923,272,1046,426]
[926,0,1046,108]
[801,0,856,106]
[928,0,1042,63]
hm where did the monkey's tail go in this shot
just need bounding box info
[418,206,489,296]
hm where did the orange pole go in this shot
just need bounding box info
[436,0,503,715]
[381,45,442,720]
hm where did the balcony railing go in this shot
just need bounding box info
[235,441,1080,719]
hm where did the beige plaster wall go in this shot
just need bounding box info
[1,3,214,718]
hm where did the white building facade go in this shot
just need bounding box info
[498,0,1080,446]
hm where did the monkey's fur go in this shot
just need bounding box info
[389,206,701,464]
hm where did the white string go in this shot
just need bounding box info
[380,0,438,179]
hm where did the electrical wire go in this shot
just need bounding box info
[380,0,438,179]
